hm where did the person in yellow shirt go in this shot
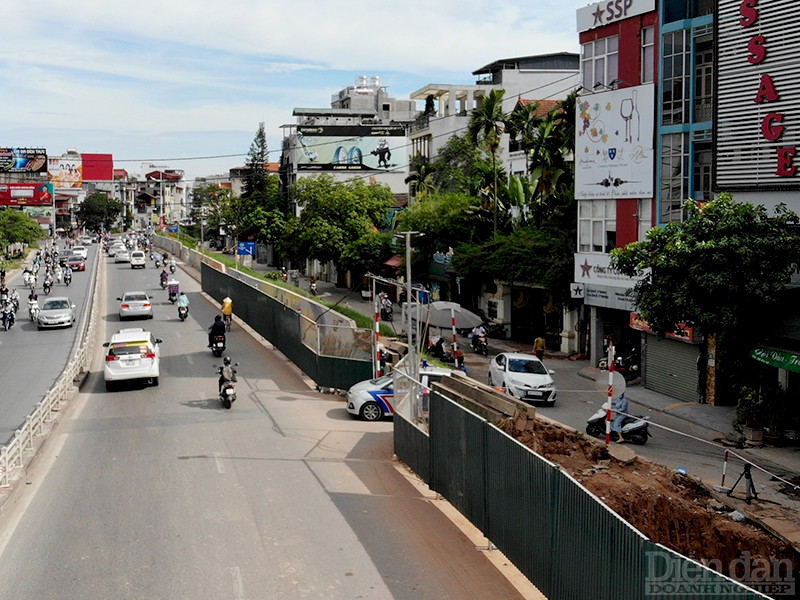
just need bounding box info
[221,296,233,331]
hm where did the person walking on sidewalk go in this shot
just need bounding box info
[532,335,546,360]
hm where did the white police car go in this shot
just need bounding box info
[346,366,453,421]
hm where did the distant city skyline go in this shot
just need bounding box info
[0,1,583,180]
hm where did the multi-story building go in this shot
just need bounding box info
[572,1,664,385]
[280,75,417,215]
[408,53,580,183]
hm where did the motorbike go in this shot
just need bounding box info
[28,300,40,321]
[160,277,168,290]
[585,398,650,445]
[210,334,226,357]
[43,281,52,295]
[471,333,489,356]
[379,301,393,322]
[169,263,176,273]
[216,363,239,409]
[310,281,317,296]
[2,303,15,330]
[178,305,188,321]
[23,271,32,287]
[168,282,179,304]
[155,259,161,269]
[64,272,72,286]
[598,348,641,382]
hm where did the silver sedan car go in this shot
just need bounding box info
[117,291,154,320]
[37,297,76,330]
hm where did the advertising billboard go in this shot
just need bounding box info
[296,125,406,172]
[0,182,54,206]
[716,0,800,191]
[81,153,114,181]
[48,156,83,188]
[575,84,655,199]
[0,148,48,173]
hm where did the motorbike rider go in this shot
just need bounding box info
[159,268,169,286]
[64,265,73,282]
[168,256,177,271]
[221,296,233,326]
[177,292,190,309]
[208,315,226,347]
[470,324,487,350]
[218,356,238,392]
[611,393,629,443]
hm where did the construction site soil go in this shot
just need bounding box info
[498,416,798,590]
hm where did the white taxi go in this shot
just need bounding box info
[102,328,162,391]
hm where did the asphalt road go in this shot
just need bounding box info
[0,251,534,600]
[0,243,97,443]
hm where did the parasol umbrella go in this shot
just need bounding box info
[407,301,483,330]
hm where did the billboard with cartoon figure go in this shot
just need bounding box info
[296,125,406,172]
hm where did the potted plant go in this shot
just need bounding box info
[733,386,765,442]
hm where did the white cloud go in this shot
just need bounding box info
[0,0,583,179]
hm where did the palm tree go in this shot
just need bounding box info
[405,156,436,200]
[467,88,507,235]
[507,100,544,175]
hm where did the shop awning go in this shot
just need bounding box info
[750,346,800,373]
[383,255,403,268]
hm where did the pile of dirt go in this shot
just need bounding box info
[498,417,798,585]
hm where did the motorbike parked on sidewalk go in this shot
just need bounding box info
[598,348,640,382]
[585,398,650,445]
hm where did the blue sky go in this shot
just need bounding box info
[0,0,584,181]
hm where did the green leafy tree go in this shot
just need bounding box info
[399,192,491,261]
[430,133,497,197]
[339,231,394,275]
[279,175,393,275]
[467,88,508,235]
[452,225,574,307]
[0,209,46,249]
[75,192,123,232]
[610,193,800,403]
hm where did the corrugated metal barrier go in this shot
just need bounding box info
[393,381,771,600]
[201,264,372,390]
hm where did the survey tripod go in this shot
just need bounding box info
[727,464,759,505]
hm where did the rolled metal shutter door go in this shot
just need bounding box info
[643,335,700,403]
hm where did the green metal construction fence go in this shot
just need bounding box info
[392,383,771,600]
[201,264,372,390]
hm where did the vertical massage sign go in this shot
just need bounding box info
[716,0,800,188]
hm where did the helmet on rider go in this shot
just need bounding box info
[215,314,222,322]
[223,356,232,366]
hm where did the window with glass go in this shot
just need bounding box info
[662,30,691,125]
[578,200,617,253]
[694,36,713,122]
[693,141,712,202]
[660,133,689,223]
[664,0,715,22]
[581,36,619,91]
[641,26,655,84]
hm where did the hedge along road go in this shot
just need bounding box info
[0,242,98,444]
[0,249,536,600]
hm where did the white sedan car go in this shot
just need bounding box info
[102,328,162,391]
[488,352,557,405]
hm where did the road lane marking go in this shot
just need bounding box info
[230,566,245,599]
[214,451,225,474]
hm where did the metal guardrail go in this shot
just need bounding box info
[0,248,102,488]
